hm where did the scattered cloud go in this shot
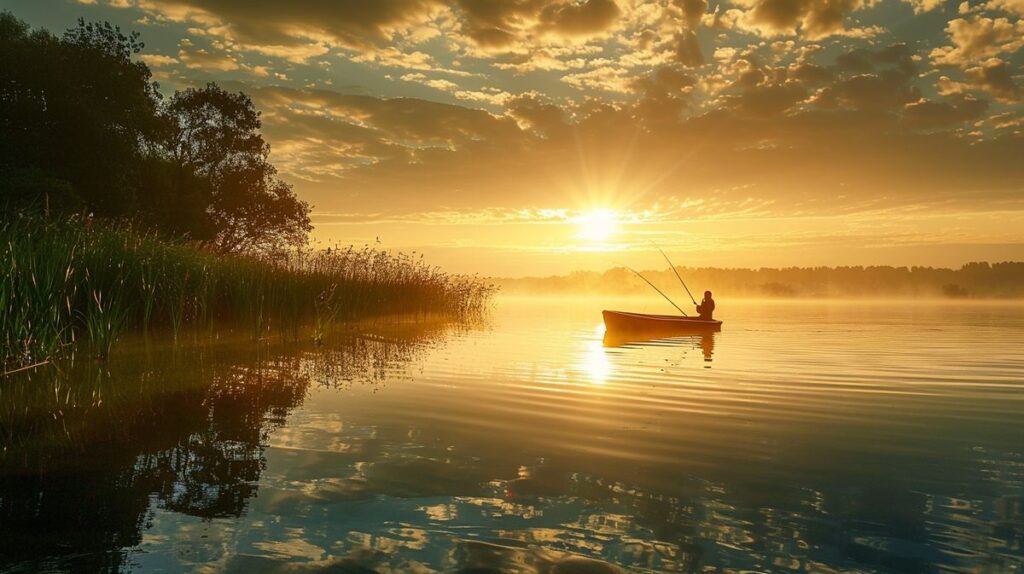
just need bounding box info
[930,16,1024,66]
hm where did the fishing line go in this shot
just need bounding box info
[614,262,689,317]
[648,240,698,305]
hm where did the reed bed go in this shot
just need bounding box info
[1,213,494,369]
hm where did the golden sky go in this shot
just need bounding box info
[10,0,1024,274]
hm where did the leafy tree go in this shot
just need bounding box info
[163,85,310,254]
[0,14,164,215]
[0,12,310,253]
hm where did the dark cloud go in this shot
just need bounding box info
[722,81,808,118]
[673,30,705,67]
[507,93,569,137]
[538,0,621,36]
[738,0,873,39]
[835,43,917,76]
[902,95,989,129]
[451,0,536,48]
[631,67,698,124]
[812,70,922,111]
[452,0,622,48]
[674,0,710,29]
[276,90,521,146]
[811,44,923,112]
[789,62,833,85]
[134,0,443,52]
[966,59,1021,102]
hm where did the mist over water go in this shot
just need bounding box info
[1,297,1023,573]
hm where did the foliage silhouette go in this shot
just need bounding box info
[0,13,309,253]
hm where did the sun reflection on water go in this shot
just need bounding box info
[580,325,612,385]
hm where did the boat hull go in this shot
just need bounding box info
[602,310,722,333]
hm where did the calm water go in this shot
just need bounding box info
[1,298,1023,573]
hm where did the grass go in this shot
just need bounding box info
[1,212,494,369]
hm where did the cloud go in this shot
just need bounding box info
[506,93,569,137]
[983,0,1024,15]
[903,0,944,13]
[139,53,179,67]
[178,46,241,71]
[789,62,833,84]
[835,43,917,76]
[985,111,1023,129]
[106,0,445,58]
[672,30,705,67]
[353,47,476,77]
[538,0,622,37]
[248,85,524,162]
[930,16,1024,66]
[450,0,624,50]
[902,95,989,128]
[812,71,922,111]
[172,42,273,76]
[965,58,1020,101]
[674,0,710,28]
[938,57,1021,103]
[721,80,808,118]
[631,66,698,124]
[729,0,877,39]
[563,66,636,93]
[400,72,511,105]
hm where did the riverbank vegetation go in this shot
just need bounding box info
[0,13,494,372]
[496,263,1024,299]
[1,213,492,370]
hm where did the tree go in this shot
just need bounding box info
[0,12,311,253]
[0,14,164,215]
[163,84,311,254]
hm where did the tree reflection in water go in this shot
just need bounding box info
[0,326,445,573]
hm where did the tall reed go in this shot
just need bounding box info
[1,213,494,369]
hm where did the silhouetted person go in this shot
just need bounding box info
[696,290,715,320]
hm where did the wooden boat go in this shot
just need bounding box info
[602,310,722,333]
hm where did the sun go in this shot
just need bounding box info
[575,208,619,242]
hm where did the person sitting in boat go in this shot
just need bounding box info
[696,291,715,320]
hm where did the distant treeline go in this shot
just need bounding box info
[496,262,1024,299]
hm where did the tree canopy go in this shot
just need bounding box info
[0,12,310,253]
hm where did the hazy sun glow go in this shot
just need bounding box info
[575,209,619,242]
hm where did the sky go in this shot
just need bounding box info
[4,0,1023,275]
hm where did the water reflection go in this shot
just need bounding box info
[603,329,715,364]
[1,300,1023,574]
[0,325,447,573]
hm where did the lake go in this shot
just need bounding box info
[1,297,1022,573]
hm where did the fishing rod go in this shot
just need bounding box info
[650,241,697,305]
[620,264,689,317]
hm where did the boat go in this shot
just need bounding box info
[602,310,722,334]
